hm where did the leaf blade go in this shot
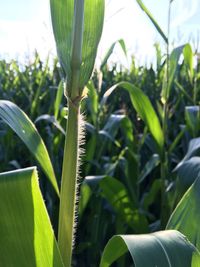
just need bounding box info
[100,230,198,267]
[0,167,64,267]
[135,0,168,44]
[101,82,164,154]
[167,176,200,252]
[0,100,59,195]
[50,0,105,91]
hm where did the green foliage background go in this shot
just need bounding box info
[1,44,200,265]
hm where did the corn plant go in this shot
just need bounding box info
[50,0,105,265]
[0,0,105,266]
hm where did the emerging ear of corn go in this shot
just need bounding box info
[50,0,105,266]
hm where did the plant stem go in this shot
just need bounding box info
[58,99,80,267]
[58,2,84,265]
[160,153,169,227]
[160,0,172,228]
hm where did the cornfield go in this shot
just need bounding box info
[0,0,200,266]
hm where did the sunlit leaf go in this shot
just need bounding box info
[167,176,200,252]
[183,44,194,84]
[50,0,105,92]
[99,176,148,233]
[0,167,64,266]
[192,252,200,267]
[101,82,164,154]
[0,100,59,195]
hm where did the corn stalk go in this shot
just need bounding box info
[50,0,105,265]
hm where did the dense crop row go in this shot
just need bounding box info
[0,1,200,265]
[1,39,200,265]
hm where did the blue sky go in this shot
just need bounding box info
[0,0,200,65]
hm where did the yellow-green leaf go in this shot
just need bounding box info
[0,167,64,266]
[167,176,200,252]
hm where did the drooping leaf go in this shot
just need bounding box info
[50,0,105,92]
[35,114,65,135]
[100,114,125,147]
[138,154,160,184]
[0,167,64,267]
[100,230,198,267]
[101,82,164,154]
[135,0,168,44]
[167,176,200,252]
[0,100,59,195]
[175,137,200,170]
[100,39,127,70]
[175,157,200,198]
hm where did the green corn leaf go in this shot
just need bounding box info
[54,81,64,120]
[138,154,160,184]
[50,0,105,95]
[101,82,164,155]
[154,43,162,70]
[176,137,200,169]
[185,106,200,137]
[175,157,200,200]
[99,176,148,233]
[183,44,194,84]
[86,80,99,125]
[78,182,92,219]
[35,114,65,135]
[142,179,162,211]
[167,176,200,252]
[135,0,168,44]
[0,100,59,196]
[0,167,64,267]
[100,39,127,70]
[175,81,194,103]
[162,45,185,101]
[192,252,200,267]
[100,230,198,267]
[168,125,187,154]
